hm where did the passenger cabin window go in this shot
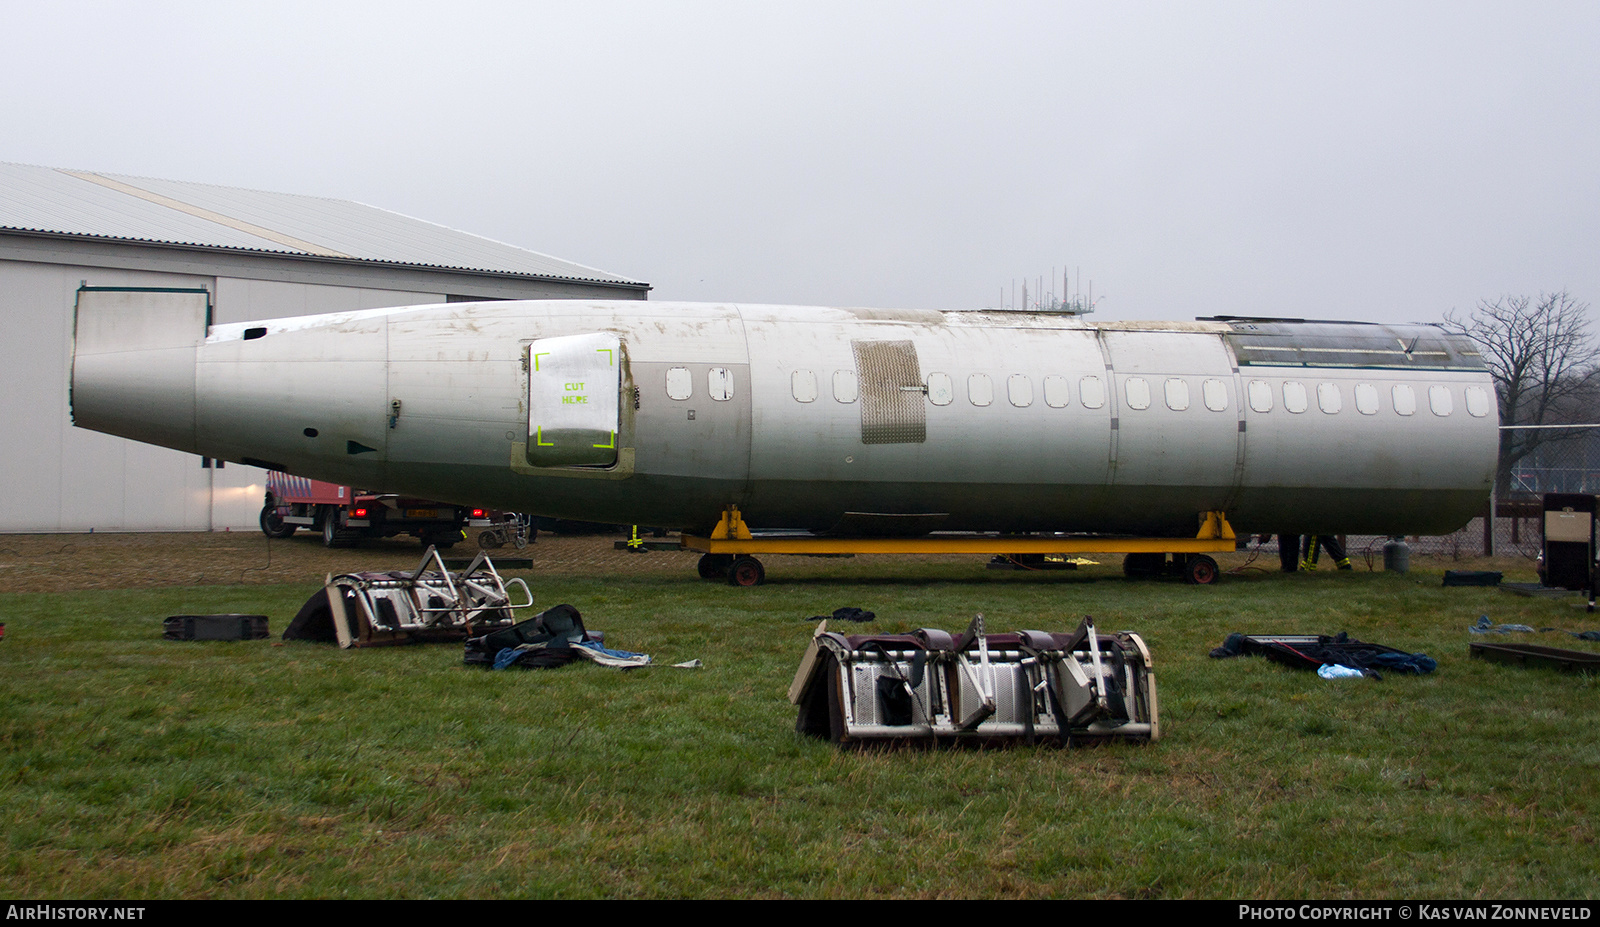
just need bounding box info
[1079,376,1106,409]
[1429,385,1453,416]
[1355,384,1380,415]
[791,370,817,403]
[834,370,858,403]
[1465,386,1492,418]
[1203,379,1228,412]
[1043,375,1069,408]
[1283,381,1308,414]
[708,368,733,401]
[1317,383,1342,414]
[1008,374,1033,408]
[1164,378,1190,412]
[1125,377,1151,411]
[968,373,993,407]
[666,366,692,401]
[1248,380,1273,413]
[1393,384,1416,416]
[926,372,954,406]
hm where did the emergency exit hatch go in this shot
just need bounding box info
[525,332,621,468]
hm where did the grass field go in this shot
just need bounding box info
[1,534,1596,898]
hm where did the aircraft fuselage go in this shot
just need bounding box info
[70,296,1498,538]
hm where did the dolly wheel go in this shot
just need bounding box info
[727,556,765,587]
[696,553,733,580]
[1184,554,1220,585]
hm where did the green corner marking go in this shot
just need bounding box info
[533,352,549,371]
[593,430,616,450]
[597,348,614,366]
[535,427,554,447]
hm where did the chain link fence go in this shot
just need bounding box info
[1253,526,1527,568]
[1345,518,1540,563]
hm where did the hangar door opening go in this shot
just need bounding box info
[526,332,621,467]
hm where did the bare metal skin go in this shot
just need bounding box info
[71,296,1497,538]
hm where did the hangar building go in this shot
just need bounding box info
[0,162,649,533]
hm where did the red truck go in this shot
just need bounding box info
[259,472,468,549]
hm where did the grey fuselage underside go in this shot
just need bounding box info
[70,299,1499,538]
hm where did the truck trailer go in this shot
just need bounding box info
[260,472,467,549]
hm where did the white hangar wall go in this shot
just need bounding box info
[0,256,450,532]
[213,277,444,324]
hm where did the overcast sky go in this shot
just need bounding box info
[4,1,1597,323]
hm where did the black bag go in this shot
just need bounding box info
[465,604,588,668]
[163,614,269,641]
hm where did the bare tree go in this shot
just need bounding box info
[1443,291,1600,495]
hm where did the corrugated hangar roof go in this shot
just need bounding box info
[0,161,645,287]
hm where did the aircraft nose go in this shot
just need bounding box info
[70,288,204,452]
